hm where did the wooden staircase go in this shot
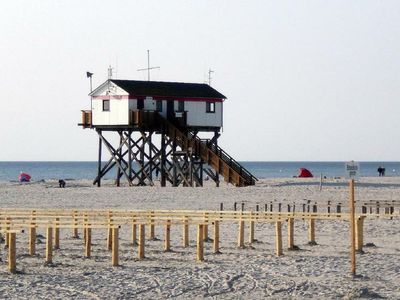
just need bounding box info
[158,114,257,187]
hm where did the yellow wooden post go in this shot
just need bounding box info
[85,226,92,258]
[148,211,155,240]
[237,219,245,248]
[349,179,356,276]
[356,216,365,252]
[73,210,78,238]
[107,211,113,251]
[288,218,294,250]
[46,226,53,264]
[275,221,283,256]
[83,214,88,244]
[197,224,204,261]
[132,216,137,246]
[164,219,171,251]
[112,227,119,266]
[138,224,145,259]
[8,232,16,273]
[213,220,220,254]
[29,224,36,256]
[308,219,316,245]
[54,217,60,250]
[183,216,189,247]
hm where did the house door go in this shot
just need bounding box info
[166,100,174,121]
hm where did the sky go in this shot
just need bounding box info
[1,0,400,161]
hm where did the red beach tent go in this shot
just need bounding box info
[298,168,313,178]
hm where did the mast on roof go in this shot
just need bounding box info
[137,50,160,81]
[208,69,214,86]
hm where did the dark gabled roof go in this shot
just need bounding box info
[110,79,226,99]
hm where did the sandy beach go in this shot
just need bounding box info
[0,177,399,299]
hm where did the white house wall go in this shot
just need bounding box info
[92,98,129,125]
[185,101,222,128]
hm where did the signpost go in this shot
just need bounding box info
[345,161,358,276]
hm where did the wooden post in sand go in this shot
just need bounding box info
[8,232,16,273]
[73,210,79,238]
[197,224,204,261]
[237,219,245,248]
[46,226,53,264]
[249,212,255,244]
[203,212,209,241]
[5,216,10,248]
[349,179,356,276]
[85,226,92,258]
[183,216,189,247]
[138,224,145,259]
[54,218,60,250]
[29,224,36,256]
[288,218,294,250]
[275,221,283,256]
[164,219,171,252]
[355,216,365,252]
[149,211,155,240]
[308,219,316,245]
[111,227,119,266]
[213,220,220,254]
[107,211,113,251]
[132,216,137,246]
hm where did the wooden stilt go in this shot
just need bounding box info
[288,218,294,250]
[29,224,36,256]
[97,130,102,187]
[183,216,189,247]
[107,211,113,251]
[54,217,60,250]
[275,221,283,256]
[349,179,356,276]
[197,224,204,261]
[213,220,220,254]
[138,224,145,259]
[164,219,171,251]
[85,226,91,258]
[46,226,53,264]
[112,227,119,266]
[8,232,16,273]
[356,216,365,252]
[132,217,137,246]
[308,219,316,245]
[238,220,244,248]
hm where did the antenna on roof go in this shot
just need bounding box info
[137,50,160,81]
[208,69,214,86]
[108,65,113,79]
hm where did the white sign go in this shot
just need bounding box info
[345,161,360,179]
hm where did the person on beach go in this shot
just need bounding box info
[377,166,385,176]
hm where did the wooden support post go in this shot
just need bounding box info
[183,216,189,247]
[46,226,53,264]
[112,227,119,266]
[138,224,145,259]
[275,221,283,256]
[54,217,60,250]
[349,179,356,276]
[203,212,209,241]
[213,220,220,254]
[8,232,16,273]
[29,224,36,256]
[107,211,113,251]
[97,130,102,187]
[308,219,316,245]
[73,210,79,238]
[249,212,255,244]
[5,217,10,248]
[197,224,204,261]
[164,219,171,252]
[132,218,137,246]
[288,218,294,250]
[356,216,365,253]
[85,226,92,258]
[149,211,155,240]
[238,220,245,248]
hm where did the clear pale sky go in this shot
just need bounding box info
[1,1,399,161]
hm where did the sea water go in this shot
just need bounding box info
[0,161,399,182]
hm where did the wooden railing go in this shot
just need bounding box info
[81,110,92,128]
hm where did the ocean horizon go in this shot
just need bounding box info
[0,161,399,182]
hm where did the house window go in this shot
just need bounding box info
[177,101,184,112]
[156,100,163,112]
[206,102,215,113]
[103,100,110,111]
[137,99,144,110]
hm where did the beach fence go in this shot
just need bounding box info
[0,207,399,274]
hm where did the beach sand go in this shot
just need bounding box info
[0,177,399,299]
